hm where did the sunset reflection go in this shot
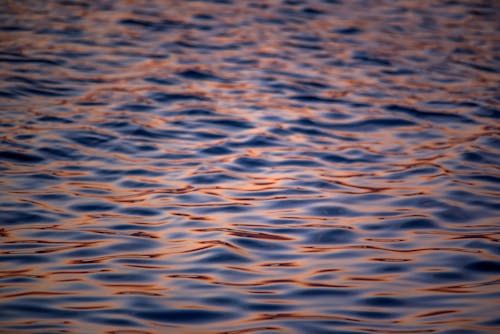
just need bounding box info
[0,0,499,333]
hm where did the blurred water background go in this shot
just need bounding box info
[0,0,499,333]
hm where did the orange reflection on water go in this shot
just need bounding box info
[1,0,499,333]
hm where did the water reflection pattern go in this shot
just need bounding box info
[0,0,499,333]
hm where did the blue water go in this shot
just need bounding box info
[0,0,499,333]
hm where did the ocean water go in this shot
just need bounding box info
[0,0,499,333]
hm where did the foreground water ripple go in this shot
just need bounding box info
[0,0,499,333]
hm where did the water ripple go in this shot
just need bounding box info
[0,0,499,333]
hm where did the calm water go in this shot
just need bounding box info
[0,0,499,333]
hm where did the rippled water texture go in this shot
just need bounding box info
[0,0,499,333]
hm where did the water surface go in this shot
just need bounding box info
[0,0,499,333]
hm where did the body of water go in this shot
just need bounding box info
[0,0,499,333]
